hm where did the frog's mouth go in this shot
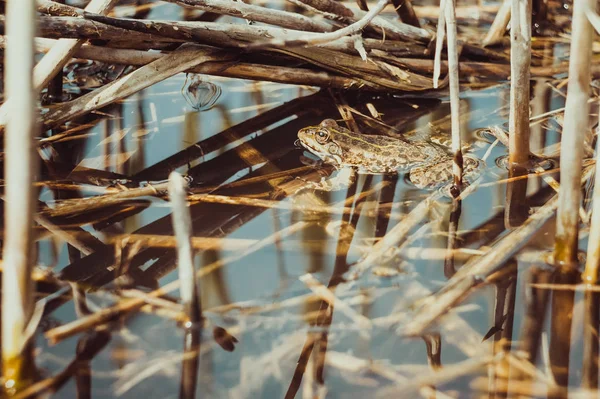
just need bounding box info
[295,139,343,167]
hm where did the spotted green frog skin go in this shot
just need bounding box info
[297,119,482,189]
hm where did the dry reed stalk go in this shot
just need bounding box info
[508,0,531,165]
[163,0,333,32]
[482,0,511,46]
[168,172,201,322]
[582,10,600,283]
[42,46,226,129]
[104,234,257,252]
[554,0,595,266]
[37,0,84,17]
[169,175,201,399]
[582,133,600,283]
[0,0,118,128]
[432,0,446,88]
[188,193,405,219]
[71,15,424,55]
[2,0,38,388]
[289,0,431,42]
[414,4,500,19]
[246,0,389,49]
[444,0,463,191]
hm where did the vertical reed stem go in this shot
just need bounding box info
[169,172,202,322]
[554,0,595,266]
[582,102,600,283]
[444,0,463,191]
[508,0,531,165]
[2,0,38,389]
[433,0,446,88]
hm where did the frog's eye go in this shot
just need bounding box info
[316,130,330,144]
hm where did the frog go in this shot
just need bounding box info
[296,119,483,190]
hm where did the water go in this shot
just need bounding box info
[30,69,587,398]
[15,2,597,398]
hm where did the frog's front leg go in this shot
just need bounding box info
[304,167,357,192]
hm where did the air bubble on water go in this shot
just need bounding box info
[182,74,222,111]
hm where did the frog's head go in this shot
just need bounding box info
[296,119,344,166]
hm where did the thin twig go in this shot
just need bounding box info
[246,0,389,50]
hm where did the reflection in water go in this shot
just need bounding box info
[33,67,592,398]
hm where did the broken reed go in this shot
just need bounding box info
[508,0,531,165]
[444,0,464,190]
[2,0,38,389]
[554,0,595,267]
[168,172,202,322]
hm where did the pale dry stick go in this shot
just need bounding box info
[37,0,87,14]
[444,0,463,190]
[45,222,309,344]
[0,0,118,128]
[168,172,201,321]
[34,214,95,255]
[44,182,171,218]
[2,0,38,386]
[414,3,500,19]
[104,234,257,251]
[581,0,600,283]
[37,0,84,17]
[402,167,594,336]
[432,0,446,88]
[163,0,333,32]
[508,0,532,165]
[42,46,226,129]
[554,0,596,266]
[482,0,511,46]
[286,0,431,42]
[188,192,405,220]
[103,233,365,257]
[246,0,389,49]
